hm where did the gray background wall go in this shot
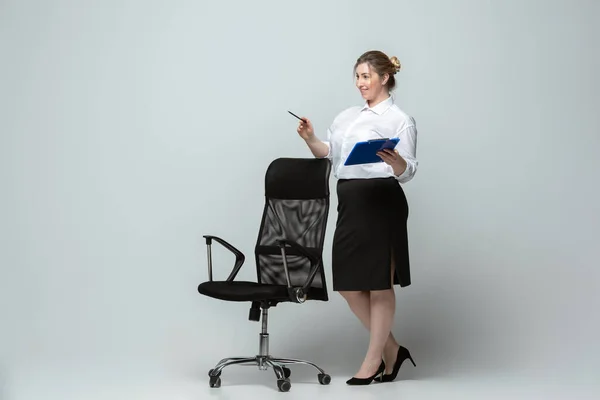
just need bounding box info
[1,0,598,391]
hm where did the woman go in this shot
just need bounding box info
[296,50,418,385]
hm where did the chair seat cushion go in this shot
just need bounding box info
[197,281,290,302]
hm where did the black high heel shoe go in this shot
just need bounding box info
[346,361,386,385]
[377,346,416,383]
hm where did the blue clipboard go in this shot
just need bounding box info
[344,138,400,166]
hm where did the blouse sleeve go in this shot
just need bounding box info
[393,120,418,183]
[321,126,333,159]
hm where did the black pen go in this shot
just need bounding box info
[288,110,307,123]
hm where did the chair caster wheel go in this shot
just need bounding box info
[209,375,221,388]
[318,373,331,385]
[283,366,291,379]
[277,379,291,392]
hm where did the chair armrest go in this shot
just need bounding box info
[277,239,322,303]
[203,235,245,281]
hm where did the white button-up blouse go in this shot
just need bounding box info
[321,96,418,184]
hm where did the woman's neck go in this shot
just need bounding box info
[367,92,390,108]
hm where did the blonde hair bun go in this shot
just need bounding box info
[389,56,401,74]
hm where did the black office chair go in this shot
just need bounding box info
[198,157,332,392]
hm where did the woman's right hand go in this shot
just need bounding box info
[296,116,330,158]
[296,117,315,141]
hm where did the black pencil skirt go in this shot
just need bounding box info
[332,177,411,291]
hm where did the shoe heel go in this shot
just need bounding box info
[379,346,415,383]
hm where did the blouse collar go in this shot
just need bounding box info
[361,95,394,115]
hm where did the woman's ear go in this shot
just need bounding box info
[381,73,389,86]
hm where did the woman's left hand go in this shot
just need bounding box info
[377,149,407,177]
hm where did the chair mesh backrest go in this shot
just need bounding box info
[254,158,331,301]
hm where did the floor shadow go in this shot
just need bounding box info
[251,274,525,382]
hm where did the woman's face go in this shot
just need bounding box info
[355,62,388,102]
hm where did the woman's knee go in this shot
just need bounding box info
[370,288,395,302]
[339,290,366,302]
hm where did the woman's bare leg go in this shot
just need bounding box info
[351,288,395,377]
[339,254,401,376]
[339,291,398,342]
[381,254,401,374]
[339,290,399,377]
